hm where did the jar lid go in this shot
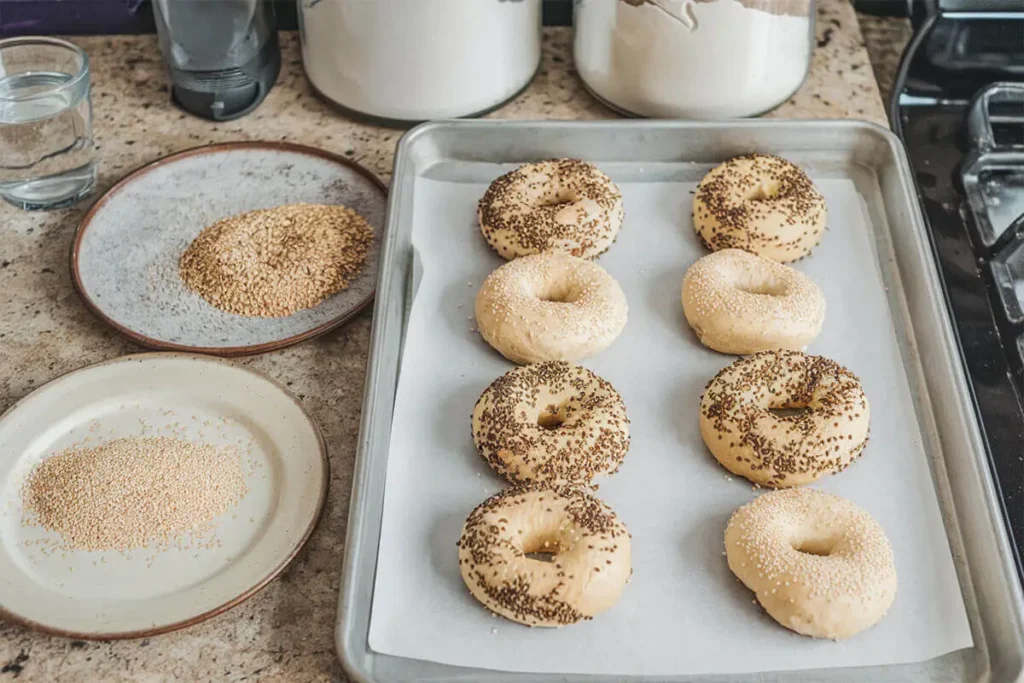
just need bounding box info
[618,0,811,19]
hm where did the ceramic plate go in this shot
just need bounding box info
[72,141,387,355]
[0,353,327,638]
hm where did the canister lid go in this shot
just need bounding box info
[617,0,811,20]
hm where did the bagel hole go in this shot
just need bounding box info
[524,551,557,563]
[536,282,576,304]
[746,180,781,201]
[735,275,785,297]
[538,404,566,430]
[539,188,577,208]
[769,406,813,419]
[523,537,563,562]
[736,282,784,296]
[794,539,834,557]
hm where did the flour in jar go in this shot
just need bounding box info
[574,0,813,119]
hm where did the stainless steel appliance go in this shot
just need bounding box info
[891,0,1024,580]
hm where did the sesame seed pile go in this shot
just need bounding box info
[693,154,825,260]
[179,203,373,318]
[457,485,630,626]
[478,159,624,260]
[21,436,247,552]
[472,361,630,486]
[700,350,869,487]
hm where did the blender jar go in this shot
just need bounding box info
[154,0,280,121]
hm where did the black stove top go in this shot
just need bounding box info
[892,12,1024,579]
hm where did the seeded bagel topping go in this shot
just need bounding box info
[457,485,627,563]
[472,361,630,485]
[479,159,623,259]
[475,573,587,626]
[693,154,826,261]
[560,485,630,538]
[479,253,626,343]
[475,249,626,366]
[457,485,630,626]
[725,488,898,640]
[728,489,896,599]
[683,249,824,323]
[700,350,869,487]
[475,250,629,365]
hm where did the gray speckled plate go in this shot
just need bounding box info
[72,142,387,355]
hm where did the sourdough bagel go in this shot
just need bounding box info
[475,251,628,364]
[682,248,825,354]
[693,154,826,263]
[479,159,624,260]
[725,488,897,640]
[457,485,632,627]
[699,350,869,487]
[472,361,630,486]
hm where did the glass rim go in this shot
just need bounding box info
[0,36,90,103]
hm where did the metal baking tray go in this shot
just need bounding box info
[335,120,1024,682]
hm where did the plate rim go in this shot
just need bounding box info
[70,140,388,357]
[0,351,330,640]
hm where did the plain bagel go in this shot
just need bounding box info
[472,361,630,486]
[725,488,897,640]
[693,154,827,263]
[682,248,825,355]
[699,350,870,487]
[457,485,632,627]
[479,159,624,260]
[475,251,628,364]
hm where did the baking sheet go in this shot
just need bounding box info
[366,170,973,676]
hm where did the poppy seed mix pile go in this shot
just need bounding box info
[179,203,373,318]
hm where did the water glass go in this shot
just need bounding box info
[0,37,96,211]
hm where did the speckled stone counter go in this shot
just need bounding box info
[859,14,914,106]
[0,6,887,681]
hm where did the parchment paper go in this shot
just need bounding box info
[367,171,973,676]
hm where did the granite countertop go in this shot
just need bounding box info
[0,5,899,681]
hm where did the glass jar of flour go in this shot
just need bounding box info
[573,0,815,119]
[298,0,542,124]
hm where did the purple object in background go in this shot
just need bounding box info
[0,0,153,36]
[0,0,570,37]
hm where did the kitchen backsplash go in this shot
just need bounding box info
[0,0,573,36]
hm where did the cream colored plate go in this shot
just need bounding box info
[0,353,327,639]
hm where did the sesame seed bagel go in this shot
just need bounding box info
[472,362,630,486]
[699,350,869,487]
[693,154,827,263]
[725,488,897,640]
[457,485,632,627]
[475,251,628,364]
[682,249,825,355]
[479,159,624,260]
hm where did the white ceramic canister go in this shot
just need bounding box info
[298,0,543,123]
[574,0,816,119]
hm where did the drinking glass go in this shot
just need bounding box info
[0,37,96,211]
